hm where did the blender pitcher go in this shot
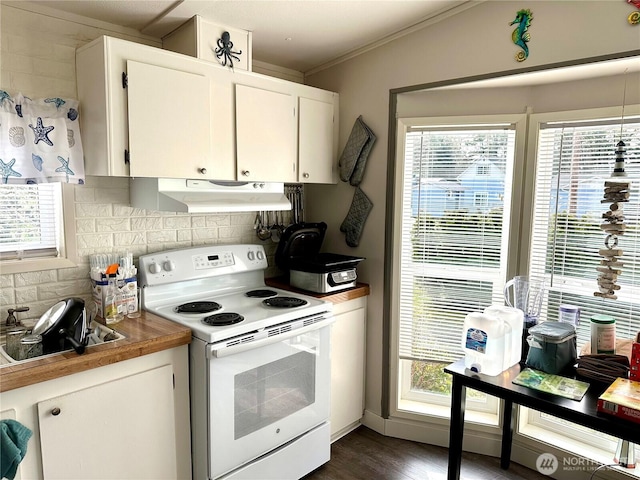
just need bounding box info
[504,275,546,362]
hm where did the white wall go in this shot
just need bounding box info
[0,4,278,325]
[304,0,640,420]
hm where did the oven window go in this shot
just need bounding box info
[234,349,316,440]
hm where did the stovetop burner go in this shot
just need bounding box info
[245,289,278,298]
[203,312,244,326]
[176,302,222,313]
[176,301,222,314]
[262,297,308,309]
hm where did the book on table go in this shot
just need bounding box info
[597,377,640,424]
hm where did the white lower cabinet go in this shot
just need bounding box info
[1,346,191,480]
[330,296,367,441]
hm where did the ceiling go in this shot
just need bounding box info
[22,0,471,73]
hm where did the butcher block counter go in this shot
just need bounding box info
[265,277,370,303]
[0,311,191,392]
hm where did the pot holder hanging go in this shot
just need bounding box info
[338,115,376,186]
[340,187,373,247]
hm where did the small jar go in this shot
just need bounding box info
[590,314,616,354]
[559,305,580,327]
[17,334,43,361]
[5,327,28,360]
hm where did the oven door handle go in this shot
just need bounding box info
[207,316,335,358]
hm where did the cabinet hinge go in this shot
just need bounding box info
[122,72,128,89]
[173,374,176,390]
[124,149,130,164]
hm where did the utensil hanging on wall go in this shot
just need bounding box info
[256,211,271,241]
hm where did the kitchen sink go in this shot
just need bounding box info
[0,321,125,366]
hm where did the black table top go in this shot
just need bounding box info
[444,359,640,444]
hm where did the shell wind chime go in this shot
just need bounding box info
[595,141,630,299]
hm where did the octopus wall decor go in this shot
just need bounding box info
[214,31,242,69]
[510,9,533,62]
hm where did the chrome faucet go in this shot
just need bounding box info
[1,306,30,335]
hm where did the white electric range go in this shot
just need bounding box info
[139,244,333,480]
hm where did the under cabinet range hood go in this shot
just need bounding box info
[130,178,291,213]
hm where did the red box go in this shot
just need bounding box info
[631,340,640,381]
[597,378,640,424]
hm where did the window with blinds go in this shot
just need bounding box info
[0,183,62,260]
[398,125,517,366]
[529,117,640,351]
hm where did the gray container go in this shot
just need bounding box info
[525,321,577,374]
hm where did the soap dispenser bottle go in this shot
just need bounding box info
[104,273,124,325]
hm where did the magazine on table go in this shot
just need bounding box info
[513,368,590,401]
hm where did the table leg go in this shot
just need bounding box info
[500,399,516,469]
[448,377,466,480]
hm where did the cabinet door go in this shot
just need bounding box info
[127,60,212,179]
[38,365,177,479]
[298,97,335,183]
[235,83,296,182]
[330,306,366,440]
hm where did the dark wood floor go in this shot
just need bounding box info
[303,426,549,480]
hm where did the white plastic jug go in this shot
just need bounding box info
[484,305,524,369]
[461,312,506,375]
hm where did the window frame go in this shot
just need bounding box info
[520,104,640,451]
[389,113,528,423]
[0,183,78,274]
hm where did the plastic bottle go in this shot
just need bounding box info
[484,305,524,369]
[461,312,506,375]
[559,305,580,327]
[104,273,124,325]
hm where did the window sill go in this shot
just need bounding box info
[0,257,77,275]
[398,398,500,427]
[518,420,640,479]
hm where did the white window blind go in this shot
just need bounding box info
[0,183,61,260]
[530,118,639,348]
[398,126,516,363]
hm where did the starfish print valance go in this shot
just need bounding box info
[0,90,84,184]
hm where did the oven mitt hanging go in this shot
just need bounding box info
[338,115,376,186]
[340,187,373,247]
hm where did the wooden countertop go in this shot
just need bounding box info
[265,277,369,303]
[0,311,191,393]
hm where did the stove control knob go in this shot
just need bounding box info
[247,251,255,261]
[149,262,162,274]
[163,260,175,272]
[256,250,265,261]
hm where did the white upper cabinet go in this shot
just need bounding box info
[298,96,337,184]
[127,60,212,179]
[234,78,338,184]
[76,36,338,184]
[235,84,297,182]
[76,36,235,181]
[163,16,253,72]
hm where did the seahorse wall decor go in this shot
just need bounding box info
[510,9,533,62]
[627,0,640,24]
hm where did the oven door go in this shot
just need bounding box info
[206,315,333,479]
